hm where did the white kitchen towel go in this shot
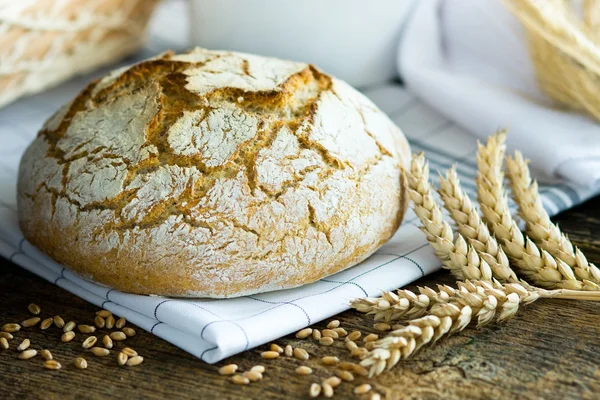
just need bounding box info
[0,0,599,363]
[399,0,600,188]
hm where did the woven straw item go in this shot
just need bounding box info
[0,0,159,108]
[503,0,600,121]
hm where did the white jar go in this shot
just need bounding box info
[188,0,416,88]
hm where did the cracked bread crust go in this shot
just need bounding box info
[17,48,411,298]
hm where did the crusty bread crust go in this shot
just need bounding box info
[17,48,411,298]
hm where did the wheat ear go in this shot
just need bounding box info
[359,280,539,377]
[476,131,597,290]
[438,166,518,283]
[506,151,600,284]
[406,154,494,281]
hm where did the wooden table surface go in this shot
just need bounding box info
[2,197,600,400]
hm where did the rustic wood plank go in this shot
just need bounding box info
[1,197,600,399]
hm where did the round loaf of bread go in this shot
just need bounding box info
[17,48,411,298]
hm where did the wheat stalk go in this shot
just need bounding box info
[475,131,599,290]
[358,279,539,377]
[438,167,518,283]
[506,151,600,284]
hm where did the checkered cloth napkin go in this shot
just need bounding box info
[0,1,598,363]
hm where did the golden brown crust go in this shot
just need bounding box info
[17,48,411,298]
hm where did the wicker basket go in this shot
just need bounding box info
[0,0,159,108]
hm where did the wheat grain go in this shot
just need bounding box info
[438,166,519,283]
[244,370,263,381]
[115,317,126,329]
[103,335,113,349]
[476,132,594,290]
[321,356,339,366]
[44,360,61,370]
[82,336,97,349]
[219,364,238,375]
[319,337,334,346]
[40,349,52,360]
[117,352,128,366]
[261,351,279,359]
[312,329,321,340]
[61,331,75,342]
[96,310,112,318]
[21,317,40,328]
[293,347,309,360]
[363,333,378,343]
[352,364,369,377]
[506,150,600,285]
[53,315,65,329]
[347,331,361,342]
[338,370,354,382]
[322,329,338,339]
[126,356,144,367]
[371,393,382,400]
[40,318,53,330]
[322,382,334,398]
[0,332,13,340]
[339,361,356,370]
[94,316,105,329]
[0,337,8,350]
[90,347,110,357]
[110,331,127,341]
[373,323,391,332]
[121,347,137,357]
[270,343,284,354]
[309,383,321,398]
[28,303,41,315]
[345,341,358,352]
[250,365,265,373]
[63,321,75,332]
[105,315,115,329]
[78,325,96,334]
[284,344,293,357]
[296,366,313,375]
[333,327,348,337]
[231,375,249,385]
[1,323,20,333]
[354,384,372,394]
[123,327,136,337]
[327,320,340,329]
[75,357,87,369]
[19,349,37,359]
[17,338,30,351]
[324,376,342,388]
[296,328,313,339]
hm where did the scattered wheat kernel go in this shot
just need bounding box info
[21,317,41,328]
[121,347,137,357]
[312,329,322,340]
[244,370,263,381]
[284,344,293,357]
[105,315,115,329]
[322,382,334,398]
[44,360,61,370]
[391,324,404,331]
[0,332,13,340]
[53,316,65,329]
[327,320,340,329]
[296,366,313,375]
[351,348,368,358]
[40,318,53,330]
[270,343,284,353]
[353,364,369,377]
[346,341,358,352]
[123,327,136,337]
[117,352,128,366]
[309,383,321,398]
[218,364,238,375]
[0,337,8,350]
[63,321,75,332]
[126,356,144,367]
[250,365,265,374]
[82,336,97,349]
[61,331,75,343]
[28,303,41,315]
[333,328,348,337]
[363,333,378,343]
[102,335,113,349]
[78,325,96,334]
[322,329,338,339]
[17,339,30,351]
[19,349,37,360]
[94,316,105,329]
[90,347,110,357]
[339,361,356,370]
[296,328,313,339]
[293,347,309,361]
[325,376,342,388]
[319,337,334,346]
[354,384,372,395]
[338,370,354,382]
[373,323,391,332]
[364,341,376,351]
[321,356,339,366]
[75,357,87,369]
[347,331,361,342]
[40,350,52,360]
[96,310,112,318]
[231,375,249,385]
[110,331,127,341]
[1,323,20,333]
[370,393,382,400]
[261,351,279,359]
[115,317,126,329]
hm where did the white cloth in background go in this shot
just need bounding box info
[0,0,599,363]
[399,0,600,188]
